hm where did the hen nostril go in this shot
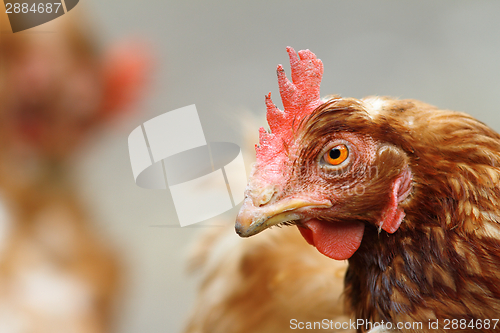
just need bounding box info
[253,186,277,207]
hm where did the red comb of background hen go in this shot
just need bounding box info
[256,47,324,163]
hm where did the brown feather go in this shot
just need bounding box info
[184,224,354,333]
[309,97,500,332]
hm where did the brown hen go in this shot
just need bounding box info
[236,47,500,332]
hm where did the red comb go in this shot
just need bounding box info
[256,47,324,163]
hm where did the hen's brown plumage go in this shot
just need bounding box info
[184,224,353,333]
[309,97,500,331]
[341,97,500,329]
[236,48,500,333]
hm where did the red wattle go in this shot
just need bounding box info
[298,219,365,260]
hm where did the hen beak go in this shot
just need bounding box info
[235,195,332,237]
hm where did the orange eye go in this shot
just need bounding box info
[323,144,349,166]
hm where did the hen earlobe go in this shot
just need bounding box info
[378,168,413,234]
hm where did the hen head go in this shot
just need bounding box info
[236,47,417,260]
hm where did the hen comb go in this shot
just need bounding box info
[256,47,324,163]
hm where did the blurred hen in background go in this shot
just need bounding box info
[0,9,149,333]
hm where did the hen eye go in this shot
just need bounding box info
[323,144,349,166]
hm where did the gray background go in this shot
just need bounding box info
[71,1,500,332]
